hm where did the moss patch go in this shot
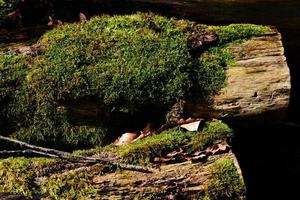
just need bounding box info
[75,128,194,165]
[76,121,234,165]
[204,158,246,200]
[190,121,234,152]
[0,157,55,197]
[117,129,193,165]
[0,13,270,150]
[210,24,272,45]
[39,164,112,200]
[0,157,113,199]
[0,121,238,198]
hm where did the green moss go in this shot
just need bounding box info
[0,13,270,150]
[211,24,272,45]
[0,54,31,133]
[117,129,193,165]
[0,156,113,199]
[66,121,233,165]
[38,13,194,112]
[204,158,246,200]
[39,165,105,200]
[39,164,115,200]
[190,121,234,152]
[75,129,194,165]
[0,157,55,197]
[74,144,117,156]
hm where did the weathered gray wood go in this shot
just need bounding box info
[186,31,290,118]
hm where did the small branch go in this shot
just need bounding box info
[0,150,59,158]
[153,175,187,185]
[0,135,153,173]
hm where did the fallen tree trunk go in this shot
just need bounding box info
[54,30,290,125]
[186,31,291,119]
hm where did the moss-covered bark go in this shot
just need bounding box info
[0,13,271,150]
[0,121,246,199]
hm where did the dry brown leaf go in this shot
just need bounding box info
[154,157,178,164]
[114,132,139,146]
[166,149,184,158]
[180,120,201,132]
[206,143,230,155]
[177,117,196,125]
[79,12,87,21]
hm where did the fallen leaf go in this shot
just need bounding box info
[166,149,184,158]
[114,132,139,146]
[180,120,202,132]
[191,150,206,156]
[190,154,207,163]
[79,12,87,21]
[206,143,230,155]
[154,157,178,164]
[177,117,196,125]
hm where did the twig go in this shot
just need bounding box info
[0,135,153,173]
[153,175,187,185]
[0,150,59,158]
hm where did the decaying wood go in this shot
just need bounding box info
[186,31,290,119]
[91,152,243,199]
[0,135,153,173]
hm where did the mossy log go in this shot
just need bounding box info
[57,30,290,123]
[186,31,290,119]
[54,30,290,128]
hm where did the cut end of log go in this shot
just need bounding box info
[187,30,291,119]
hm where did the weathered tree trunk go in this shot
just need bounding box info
[186,31,291,119]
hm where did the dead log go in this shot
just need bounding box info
[186,31,291,119]
[0,135,153,173]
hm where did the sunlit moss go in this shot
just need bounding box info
[0,13,270,150]
[210,24,272,45]
[117,129,193,165]
[204,158,246,200]
[0,157,55,197]
[76,121,234,165]
[190,121,234,152]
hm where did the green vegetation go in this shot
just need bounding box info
[0,0,20,21]
[0,13,270,149]
[39,164,112,200]
[190,121,234,152]
[40,171,97,199]
[210,24,272,45]
[117,128,193,165]
[76,128,194,165]
[0,121,238,198]
[0,157,112,199]
[203,158,246,200]
[0,157,55,197]
[77,121,233,165]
